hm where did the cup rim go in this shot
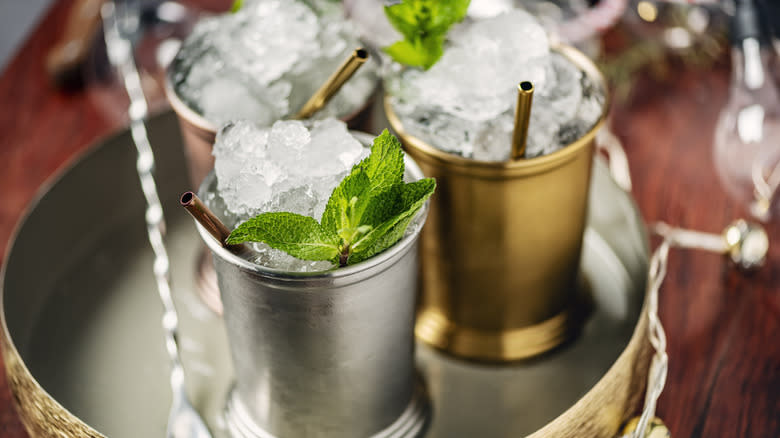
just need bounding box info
[195,131,428,283]
[384,45,610,178]
[164,46,381,134]
[164,73,218,134]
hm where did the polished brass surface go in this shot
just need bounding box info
[385,46,609,361]
[294,48,369,120]
[526,312,650,438]
[511,81,534,159]
[621,417,671,438]
[0,112,652,438]
[1,330,104,437]
[723,219,769,270]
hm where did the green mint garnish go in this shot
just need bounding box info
[383,0,470,70]
[225,130,436,267]
[230,0,243,13]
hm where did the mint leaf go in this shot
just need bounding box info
[228,131,435,268]
[429,0,470,34]
[226,212,341,262]
[399,177,437,210]
[321,168,372,237]
[355,129,405,190]
[359,183,405,228]
[350,178,435,263]
[349,215,415,265]
[384,39,444,72]
[321,130,404,238]
[384,2,421,41]
[383,0,470,70]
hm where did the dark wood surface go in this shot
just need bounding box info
[0,1,777,437]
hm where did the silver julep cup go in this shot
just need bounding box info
[195,157,430,438]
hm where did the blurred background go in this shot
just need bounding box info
[0,1,54,70]
[0,1,779,437]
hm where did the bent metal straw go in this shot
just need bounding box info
[294,48,369,120]
[180,191,249,255]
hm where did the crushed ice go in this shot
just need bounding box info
[386,9,605,161]
[172,0,378,127]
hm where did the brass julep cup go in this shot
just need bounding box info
[385,46,609,362]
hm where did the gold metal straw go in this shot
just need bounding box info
[294,48,369,120]
[511,81,534,160]
[180,191,247,254]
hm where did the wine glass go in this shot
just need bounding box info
[713,0,780,221]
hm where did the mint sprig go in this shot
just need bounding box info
[224,212,341,261]
[383,0,470,70]
[225,130,436,267]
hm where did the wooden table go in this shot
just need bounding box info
[0,1,777,437]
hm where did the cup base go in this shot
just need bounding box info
[224,379,431,438]
[415,278,593,362]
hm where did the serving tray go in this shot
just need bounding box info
[1,111,650,437]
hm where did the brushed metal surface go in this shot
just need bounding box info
[1,111,649,438]
[196,157,430,437]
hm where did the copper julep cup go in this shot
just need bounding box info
[164,72,377,188]
[385,45,609,362]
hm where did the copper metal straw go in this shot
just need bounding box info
[180,191,247,254]
[294,48,369,120]
[511,81,534,160]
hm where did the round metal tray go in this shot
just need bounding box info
[1,111,650,437]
